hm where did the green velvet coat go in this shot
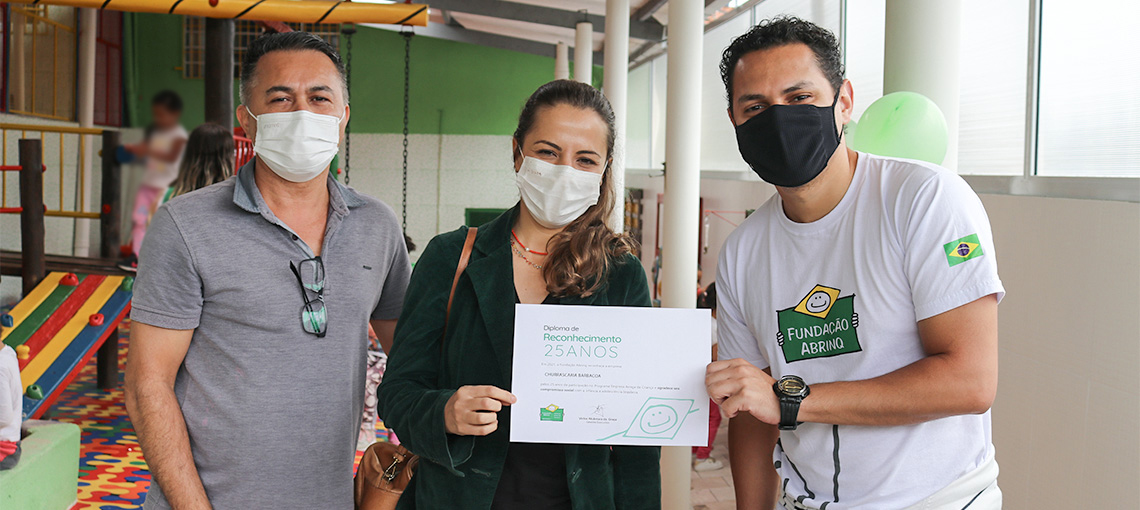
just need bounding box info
[377,206,661,510]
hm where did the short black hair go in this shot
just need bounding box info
[720,16,844,110]
[151,90,183,113]
[240,31,347,105]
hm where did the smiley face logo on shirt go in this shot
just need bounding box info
[805,291,832,314]
[793,285,840,319]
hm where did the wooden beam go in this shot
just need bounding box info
[99,131,122,260]
[204,18,235,130]
[431,0,665,41]
[19,139,44,296]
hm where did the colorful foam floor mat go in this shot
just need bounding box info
[42,319,389,509]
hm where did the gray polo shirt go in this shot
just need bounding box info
[132,161,411,509]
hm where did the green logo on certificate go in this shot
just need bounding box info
[943,233,984,267]
[540,404,565,422]
[776,285,862,363]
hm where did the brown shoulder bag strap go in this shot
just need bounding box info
[442,227,478,343]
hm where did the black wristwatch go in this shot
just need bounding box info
[773,375,810,431]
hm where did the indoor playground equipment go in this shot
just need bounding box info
[0,132,132,409]
[3,271,133,419]
[0,128,128,281]
[339,14,416,233]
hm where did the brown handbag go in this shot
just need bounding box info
[354,227,478,510]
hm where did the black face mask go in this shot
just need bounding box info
[734,90,842,188]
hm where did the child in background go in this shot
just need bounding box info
[0,343,21,470]
[119,90,188,272]
[159,122,234,205]
[694,282,724,472]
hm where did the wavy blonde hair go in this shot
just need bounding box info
[513,80,635,298]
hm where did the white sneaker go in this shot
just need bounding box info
[693,457,724,472]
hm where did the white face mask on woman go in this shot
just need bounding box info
[248,107,343,183]
[515,154,604,229]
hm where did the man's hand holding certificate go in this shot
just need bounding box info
[510,304,711,446]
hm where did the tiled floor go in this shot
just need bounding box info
[692,414,736,510]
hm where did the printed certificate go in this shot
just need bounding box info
[509,304,711,446]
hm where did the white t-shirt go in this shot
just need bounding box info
[717,153,1004,509]
[141,124,188,189]
[0,345,21,443]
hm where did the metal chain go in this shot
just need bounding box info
[343,25,354,184]
[401,30,412,232]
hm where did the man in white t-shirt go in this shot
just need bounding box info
[705,17,1004,510]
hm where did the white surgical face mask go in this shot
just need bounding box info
[248,107,343,183]
[515,154,603,229]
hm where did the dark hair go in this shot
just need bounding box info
[171,123,233,197]
[151,90,183,113]
[720,16,844,109]
[698,282,717,311]
[240,31,347,105]
[512,80,632,298]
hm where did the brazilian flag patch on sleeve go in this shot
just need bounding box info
[943,233,984,267]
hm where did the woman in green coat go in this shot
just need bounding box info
[377,80,660,510]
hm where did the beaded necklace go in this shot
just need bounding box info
[510,229,549,255]
[510,237,544,270]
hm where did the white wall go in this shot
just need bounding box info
[981,194,1140,509]
[343,133,519,263]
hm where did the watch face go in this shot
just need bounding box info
[778,377,808,397]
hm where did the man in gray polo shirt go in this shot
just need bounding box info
[124,32,411,509]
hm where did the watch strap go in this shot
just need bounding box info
[778,397,801,430]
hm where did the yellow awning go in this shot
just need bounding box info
[7,0,429,26]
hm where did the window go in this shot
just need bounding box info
[753,0,841,36]
[626,62,652,171]
[1035,0,1140,177]
[181,18,341,79]
[844,0,885,120]
[957,0,1028,176]
[650,55,667,170]
[8,5,77,120]
[94,10,123,127]
[700,12,750,173]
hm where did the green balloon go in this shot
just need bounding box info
[854,92,948,165]
[844,119,859,150]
